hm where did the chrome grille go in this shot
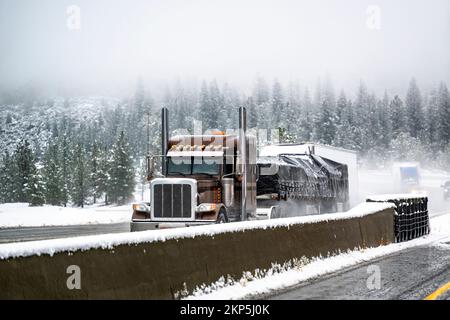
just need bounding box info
[153,183,192,218]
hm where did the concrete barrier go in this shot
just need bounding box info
[0,203,394,299]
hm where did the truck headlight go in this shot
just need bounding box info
[196,203,216,212]
[133,203,151,212]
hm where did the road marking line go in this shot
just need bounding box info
[424,281,450,300]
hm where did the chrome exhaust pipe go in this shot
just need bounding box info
[161,107,169,176]
[239,106,247,221]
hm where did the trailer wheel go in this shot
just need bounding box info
[216,208,228,224]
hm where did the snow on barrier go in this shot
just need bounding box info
[366,194,429,243]
[0,202,394,299]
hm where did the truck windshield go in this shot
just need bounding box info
[167,157,220,175]
[400,167,418,181]
[167,158,191,175]
[192,159,219,175]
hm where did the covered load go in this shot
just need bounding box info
[257,154,349,203]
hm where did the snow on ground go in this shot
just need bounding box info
[0,202,393,260]
[0,203,131,228]
[185,212,450,300]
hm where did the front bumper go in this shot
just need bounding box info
[131,219,216,232]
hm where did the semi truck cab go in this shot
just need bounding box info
[131,108,257,231]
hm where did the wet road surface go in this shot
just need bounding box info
[268,243,450,300]
[0,222,130,243]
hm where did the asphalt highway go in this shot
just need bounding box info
[267,243,450,300]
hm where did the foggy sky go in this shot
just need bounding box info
[0,0,449,97]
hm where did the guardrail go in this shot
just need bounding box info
[366,195,429,243]
[0,202,395,299]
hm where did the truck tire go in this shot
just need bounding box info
[216,208,228,224]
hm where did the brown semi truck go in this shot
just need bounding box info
[131,107,349,231]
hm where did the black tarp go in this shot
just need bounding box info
[257,153,348,202]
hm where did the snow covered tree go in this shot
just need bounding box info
[296,88,313,142]
[313,93,336,145]
[390,95,406,139]
[208,80,223,130]
[389,132,426,163]
[222,83,240,129]
[253,77,270,105]
[245,97,258,129]
[58,132,72,207]
[107,131,135,205]
[71,143,89,208]
[424,88,440,153]
[377,92,392,149]
[134,76,145,115]
[334,91,355,148]
[0,152,16,203]
[437,82,450,148]
[405,78,424,138]
[271,80,284,127]
[13,140,35,203]
[199,81,213,130]
[27,166,45,207]
[89,141,107,204]
[352,82,371,152]
[42,142,64,206]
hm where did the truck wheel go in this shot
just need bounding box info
[216,208,228,224]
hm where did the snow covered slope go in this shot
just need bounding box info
[0,203,130,228]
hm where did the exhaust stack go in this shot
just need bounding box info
[161,107,169,176]
[239,106,247,221]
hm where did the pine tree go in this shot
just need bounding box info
[42,142,64,205]
[89,141,107,204]
[245,97,258,129]
[377,92,392,148]
[367,93,381,150]
[101,145,112,205]
[253,77,270,105]
[437,82,450,148]
[27,166,45,207]
[13,140,34,203]
[405,78,424,138]
[334,91,352,147]
[107,131,135,205]
[424,88,440,151]
[390,95,405,139]
[199,81,212,130]
[134,76,145,115]
[352,82,371,152]
[314,96,336,145]
[72,143,89,208]
[208,80,222,130]
[271,80,284,127]
[222,83,240,129]
[59,132,72,207]
[297,88,313,142]
[0,152,15,203]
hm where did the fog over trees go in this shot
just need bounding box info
[0,75,449,206]
[0,0,449,206]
